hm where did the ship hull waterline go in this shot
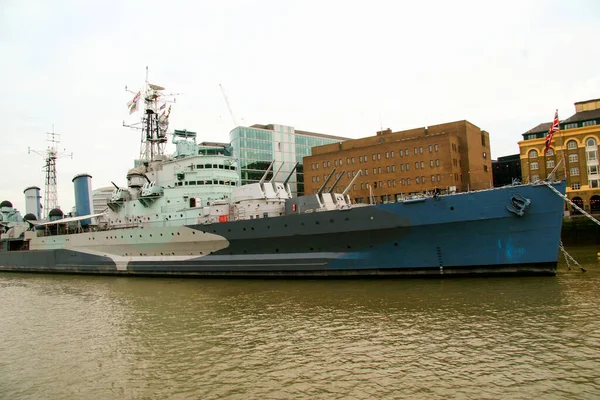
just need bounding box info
[0,182,566,278]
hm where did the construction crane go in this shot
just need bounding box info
[219,84,239,128]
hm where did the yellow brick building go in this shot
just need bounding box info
[518,98,600,214]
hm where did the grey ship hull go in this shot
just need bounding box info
[0,182,566,277]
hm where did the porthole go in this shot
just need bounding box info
[450,206,455,211]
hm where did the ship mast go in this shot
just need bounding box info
[28,127,73,218]
[123,67,178,162]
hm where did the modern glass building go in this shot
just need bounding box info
[230,124,348,196]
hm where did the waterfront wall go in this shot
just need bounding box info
[561,216,600,245]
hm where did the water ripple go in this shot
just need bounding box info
[0,251,599,399]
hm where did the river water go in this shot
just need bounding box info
[0,246,599,400]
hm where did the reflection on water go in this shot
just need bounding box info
[0,246,599,399]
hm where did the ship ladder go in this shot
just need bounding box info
[542,181,598,272]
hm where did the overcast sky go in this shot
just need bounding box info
[1,0,599,213]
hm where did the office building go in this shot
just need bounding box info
[230,124,348,196]
[303,120,492,203]
[492,154,522,187]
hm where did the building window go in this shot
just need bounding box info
[588,150,598,161]
[372,154,376,161]
[531,174,540,182]
[570,167,580,176]
[339,159,343,165]
[377,153,381,160]
[392,165,396,172]
[353,184,356,191]
[407,178,411,185]
[430,160,434,168]
[406,163,410,171]
[571,182,580,190]
[591,179,600,188]
[528,149,538,158]
[530,162,539,170]
[385,152,389,159]
[435,159,440,167]
[373,168,377,175]
[399,149,403,157]
[420,161,424,169]
[414,147,418,155]
[567,140,578,150]
[387,180,391,187]
[416,177,420,184]
[391,151,395,158]
[564,123,577,129]
[364,169,369,176]
[589,165,599,175]
[547,160,555,169]
[361,183,365,189]
[386,166,390,173]
[483,152,487,159]
[587,138,597,147]
[582,120,597,127]
[434,144,438,152]
[419,146,423,154]
[568,153,578,163]
[359,156,362,163]
[429,145,433,153]
[484,165,488,172]
[401,164,405,171]
[393,179,396,187]
[351,157,355,164]
[415,162,419,169]
[431,175,435,182]
[401,178,405,186]
[378,167,382,174]
[436,174,441,182]
[546,148,554,156]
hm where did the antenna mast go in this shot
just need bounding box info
[28,126,73,218]
[124,67,179,162]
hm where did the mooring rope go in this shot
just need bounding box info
[541,181,594,273]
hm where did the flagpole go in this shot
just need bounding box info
[558,109,567,182]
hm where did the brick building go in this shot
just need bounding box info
[303,120,492,204]
[518,98,600,214]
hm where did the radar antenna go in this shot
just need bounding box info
[124,66,181,162]
[28,126,73,219]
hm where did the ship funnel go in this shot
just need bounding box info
[72,173,93,226]
[23,186,41,220]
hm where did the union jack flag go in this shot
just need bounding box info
[544,109,559,153]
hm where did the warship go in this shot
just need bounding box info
[0,82,567,277]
